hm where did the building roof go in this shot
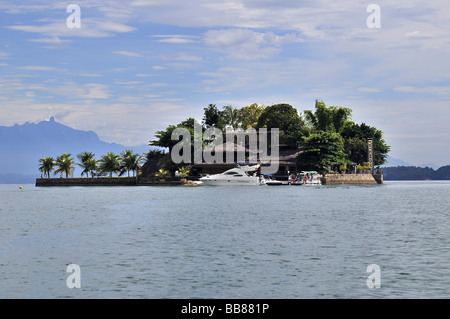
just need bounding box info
[203,141,253,153]
[196,143,301,166]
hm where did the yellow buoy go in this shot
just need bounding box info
[19,186,23,189]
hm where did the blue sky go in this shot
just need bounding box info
[1,0,450,166]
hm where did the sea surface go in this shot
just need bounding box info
[1,181,449,299]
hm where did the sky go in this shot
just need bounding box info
[1,0,450,166]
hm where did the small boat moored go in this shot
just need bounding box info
[260,174,283,186]
[288,171,322,185]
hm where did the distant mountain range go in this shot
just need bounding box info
[383,156,440,170]
[383,156,411,168]
[0,117,154,184]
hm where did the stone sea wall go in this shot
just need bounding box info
[36,174,383,187]
[321,173,383,185]
[35,177,185,187]
[36,177,137,187]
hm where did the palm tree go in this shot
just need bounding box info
[79,158,99,178]
[77,152,98,177]
[222,105,241,131]
[38,156,55,178]
[304,99,352,133]
[77,151,95,164]
[54,153,75,178]
[120,150,144,177]
[99,152,121,177]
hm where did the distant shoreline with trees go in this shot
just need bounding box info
[383,165,450,180]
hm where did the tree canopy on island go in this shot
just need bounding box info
[149,118,198,153]
[300,100,390,170]
[341,122,390,166]
[296,131,348,172]
[256,103,308,148]
[148,99,391,174]
[304,99,352,134]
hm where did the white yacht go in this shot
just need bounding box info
[199,164,260,186]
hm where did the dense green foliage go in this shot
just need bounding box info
[149,118,198,152]
[202,104,225,131]
[239,103,265,129]
[301,101,390,168]
[304,100,352,133]
[296,131,348,173]
[256,103,309,148]
[148,100,390,174]
[341,122,390,166]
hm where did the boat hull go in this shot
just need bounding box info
[265,182,283,186]
[199,178,260,186]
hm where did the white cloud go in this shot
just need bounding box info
[27,37,71,44]
[152,35,199,44]
[8,18,136,39]
[17,65,58,71]
[0,3,56,14]
[358,87,381,93]
[115,81,142,85]
[161,52,202,61]
[204,28,302,60]
[76,83,112,99]
[0,51,10,59]
[129,0,163,7]
[79,73,102,77]
[34,82,112,100]
[117,96,144,103]
[394,85,450,97]
[394,86,417,93]
[113,51,144,57]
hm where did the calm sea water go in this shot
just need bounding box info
[1,181,449,299]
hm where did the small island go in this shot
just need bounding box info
[36,100,389,186]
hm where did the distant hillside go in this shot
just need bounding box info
[383,165,450,180]
[383,156,411,167]
[0,117,155,183]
